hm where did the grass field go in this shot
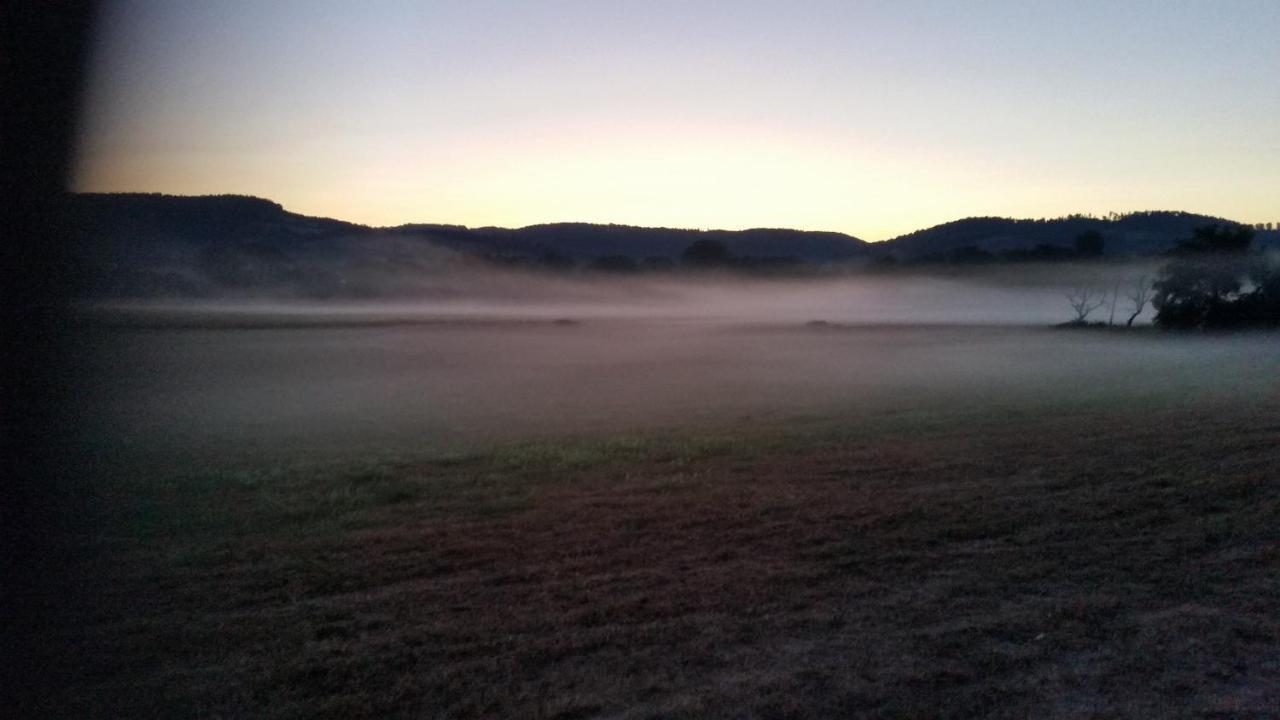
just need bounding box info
[19,321,1280,718]
[26,389,1280,717]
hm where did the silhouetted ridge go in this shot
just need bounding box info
[62,193,1278,298]
[390,221,868,263]
[878,211,1274,260]
[66,193,369,245]
[63,194,871,297]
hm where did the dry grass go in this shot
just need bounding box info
[24,398,1280,718]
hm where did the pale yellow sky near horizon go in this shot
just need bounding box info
[74,1,1280,242]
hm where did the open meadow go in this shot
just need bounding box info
[20,315,1280,718]
[13,2,1280,717]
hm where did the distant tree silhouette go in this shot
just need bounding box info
[1124,275,1153,327]
[1153,225,1256,329]
[681,240,733,267]
[1105,279,1121,326]
[1173,224,1255,255]
[1239,256,1280,327]
[1065,287,1107,323]
[1074,230,1105,258]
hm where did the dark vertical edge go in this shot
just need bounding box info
[0,0,100,711]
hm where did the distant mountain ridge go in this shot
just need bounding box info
[65,193,868,261]
[878,212,1277,259]
[388,222,868,263]
[62,193,1277,297]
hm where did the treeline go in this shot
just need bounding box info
[479,239,809,275]
[485,233,1117,274]
[881,211,1277,262]
[1152,226,1280,329]
[1059,224,1280,330]
[874,230,1110,268]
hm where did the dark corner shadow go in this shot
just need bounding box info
[1,0,100,709]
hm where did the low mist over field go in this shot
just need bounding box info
[84,260,1163,326]
[79,312,1275,469]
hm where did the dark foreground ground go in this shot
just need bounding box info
[24,391,1280,719]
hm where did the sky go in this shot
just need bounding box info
[74,0,1279,241]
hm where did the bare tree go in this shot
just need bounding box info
[1124,275,1152,327]
[1106,279,1121,326]
[1065,287,1107,323]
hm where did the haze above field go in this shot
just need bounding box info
[75,1,1280,239]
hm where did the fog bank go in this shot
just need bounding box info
[83,262,1164,327]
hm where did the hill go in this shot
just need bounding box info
[62,194,1278,297]
[63,194,869,264]
[390,222,867,264]
[877,212,1278,261]
[63,194,870,296]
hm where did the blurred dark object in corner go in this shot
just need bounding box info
[0,0,98,707]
